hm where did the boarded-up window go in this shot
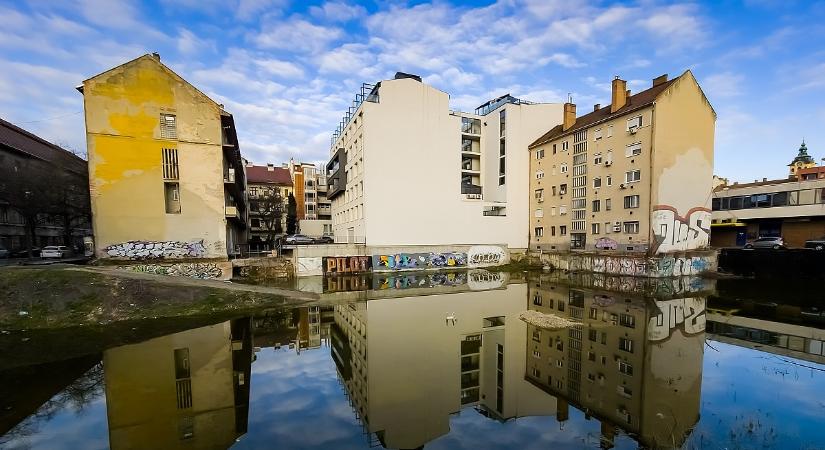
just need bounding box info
[160,113,177,139]
[162,148,179,180]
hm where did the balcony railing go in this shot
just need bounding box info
[461,184,482,195]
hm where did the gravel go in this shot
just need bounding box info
[519,310,578,330]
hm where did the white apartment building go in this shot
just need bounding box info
[326,73,562,249]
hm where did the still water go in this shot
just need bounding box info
[1,271,824,449]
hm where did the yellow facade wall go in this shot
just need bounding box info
[83,55,229,259]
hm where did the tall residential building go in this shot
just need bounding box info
[528,71,715,255]
[0,118,91,253]
[79,54,248,260]
[286,160,332,236]
[326,73,562,248]
[245,163,293,248]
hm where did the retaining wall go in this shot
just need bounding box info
[535,249,718,278]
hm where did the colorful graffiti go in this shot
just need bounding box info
[124,262,224,279]
[594,237,618,250]
[651,206,711,254]
[647,298,706,341]
[558,253,714,278]
[323,270,507,293]
[468,246,507,266]
[370,252,467,271]
[105,240,207,259]
[324,256,372,274]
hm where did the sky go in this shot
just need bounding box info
[1,0,825,183]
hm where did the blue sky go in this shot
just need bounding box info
[1,0,825,182]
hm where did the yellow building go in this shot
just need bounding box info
[78,53,248,262]
[528,71,715,257]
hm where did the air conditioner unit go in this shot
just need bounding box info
[619,183,626,189]
[628,126,637,134]
[605,161,612,167]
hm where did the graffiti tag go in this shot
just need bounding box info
[652,206,711,254]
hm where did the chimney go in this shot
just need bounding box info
[593,103,600,112]
[562,103,577,131]
[611,77,627,113]
[151,52,160,61]
[763,177,767,182]
[267,163,274,172]
[652,74,668,87]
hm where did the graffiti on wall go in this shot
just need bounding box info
[647,297,706,341]
[324,256,372,274]
[565,254,713,277]
[467,269,506,290]
[651,206,711,254]
[124,262,224,279]
[105,240,207,259]
[467,246,508,267]
[565,272,713,297]
[371,252,467,271]
[594,237,618,250]
[323,269,506,293]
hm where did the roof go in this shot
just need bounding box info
[246,165,293,185]
[0,117,87,175]
[713,177,797,192]
[528,76,680,149]
[788,141,815,166]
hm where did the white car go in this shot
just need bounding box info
[41,246,69,259]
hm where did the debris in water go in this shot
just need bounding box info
[519,310,578,330]
[18,311,28,317]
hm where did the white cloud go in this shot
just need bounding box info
[702,72,745,98]
[176,28,214,55]
[309,2,367,22]
[254,18,342,53]
[637,4,708,51]
[253,58,306,79]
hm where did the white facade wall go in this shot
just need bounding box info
[330,77,562,249]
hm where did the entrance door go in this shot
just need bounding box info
[735,230,747,246]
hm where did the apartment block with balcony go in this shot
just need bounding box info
[287,160,332,237]
[245,163,293,248]
[528,71,716,256]
[326,72,562,248]
[79,53,247,260]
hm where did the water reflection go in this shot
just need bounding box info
[3,272,825,449]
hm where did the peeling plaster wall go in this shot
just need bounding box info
[83,55,228,260]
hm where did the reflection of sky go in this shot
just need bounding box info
[4,336,825,449]
[689,341,825,449]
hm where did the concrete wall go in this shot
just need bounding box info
[299,218,331,237]
[330,77,562,249]
[539,249,717,277]
[83,55,229,260]
[649,70,715,254]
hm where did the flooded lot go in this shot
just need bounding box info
[1,272,823,449]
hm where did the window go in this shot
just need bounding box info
[605,198,612,211]
[626,115,642,131]
[560,163,568,173]
[592,200,601,212]
[162,148,179,180]
[606,175,612,186]
[619,360,633,375]
[160,113,177,139]
[551,206,556,216]
[589,308,598,319]
[562,141,569,151]
[619,337,634,353]
[626,142,642,157]
[572,199,586,209]
[552,143,557,154]
[165,182,181,214]
[559,184,567,195]
[591,223,600,234]
[535,189,544,202]
[560,225,567,236]
[534,227,544,238]
[571,233,585,248]
[624,195,640,209]
[535,209,544,218]
[618,386,632,397]
[536,170,545,179]
[607,125,613,137]
[623,221,639,234]
[605,150,613,165]
[499,137,506,185]
[551,226,556,236]
[625,170,641,183]
[594,153,602,164]
[619,314,635,328]
[593,177,601,188]
[594,128,602,140]
[536,148,545,159]
[559,205,567,215]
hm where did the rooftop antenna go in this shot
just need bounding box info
[567,93,572,103]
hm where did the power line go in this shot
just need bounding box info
[18,110,82,124]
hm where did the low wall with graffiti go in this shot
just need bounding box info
[118,261,232,280]
[295,244,510,277]
[104,240,208,259]
[538,250,717,278]
[323,269,507,293]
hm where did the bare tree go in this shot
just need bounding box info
[258,188,284,244]
[0,163,59,256]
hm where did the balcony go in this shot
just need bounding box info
[461,184,482,195]
[225,205,239,219]
[461,117,481,136]
[224,169,236,183]
[483,206,506,216]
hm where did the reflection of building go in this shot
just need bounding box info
[79,53,248,259]
[331,284,556,449]
[102,318,253,449]
[529,71,715,254]
[707,313,825,365]
[326,72,562,247]
[525,278,705,448]
[296,306,332,352]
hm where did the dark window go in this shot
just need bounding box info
[730,196,743,210]
[772,191,788,206]
[712,198,720,211]
[721,197,730,209]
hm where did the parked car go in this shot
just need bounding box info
[314,234,334,244]
[744,237,785,250]
[284,234,314,245]
[0,247,8,258]
[12,247,40,257]
[41,246,70,258]
[804,237,825,251]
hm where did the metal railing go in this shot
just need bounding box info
[331,82,379,148]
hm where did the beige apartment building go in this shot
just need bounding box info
[79,53,248,261]
[326,73,562,248]
[246,163,293,248]
[528,71,715,256]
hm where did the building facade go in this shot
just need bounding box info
[711,177,825,247]
[326,73,562,248]
[246,163,293,249]
[287,160,331,237]
[528,71,716,257]
[79,54,247,261]
[0,118,91,254]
